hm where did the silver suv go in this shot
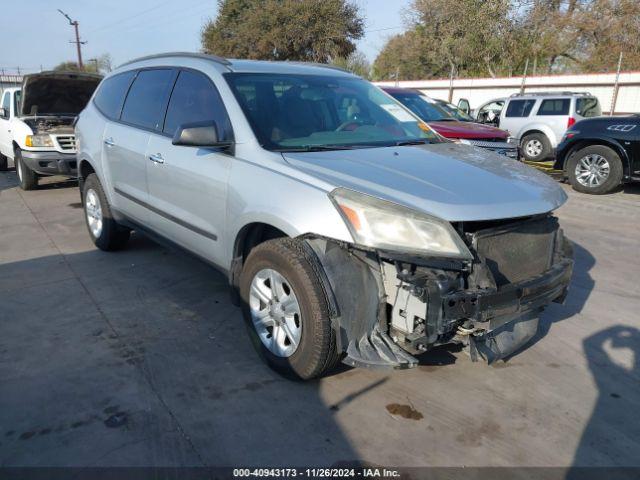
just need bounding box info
[499,92,601,161]
[76,53,574,379]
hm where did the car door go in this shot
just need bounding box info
[103,68,176,224]
[0,91,13,157]
[501,99,536,139]
[145,69,234,265]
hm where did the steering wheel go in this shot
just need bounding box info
[336,119,366,131]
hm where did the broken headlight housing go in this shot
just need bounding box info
[25,134,54,148]
[330,188,472,259]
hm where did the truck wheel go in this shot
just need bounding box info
[0,153,8,172]
[521,133,551,161]
[566,145,623,195]
[239,238,340,380]
[15,149,38,190]
[83,173,130,250]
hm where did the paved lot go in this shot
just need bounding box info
[1,169,639,469]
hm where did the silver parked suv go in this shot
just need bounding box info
[76,53,574,379]
[498,92,602,162]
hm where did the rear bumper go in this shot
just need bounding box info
[20,150,77,177]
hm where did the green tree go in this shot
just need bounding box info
[53,61,84,72]
[331,50,371,78]
[201,0,364,62]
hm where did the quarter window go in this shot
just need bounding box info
[576,97,601,118]
[93,71,135,120]
[538,99,570,116]
[163,70,232,140]
[121,69,175,130]
[505,99,536,117]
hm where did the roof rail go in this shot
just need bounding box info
[510,91,592,97]
[283,61,353,74]
[118,52,231,68]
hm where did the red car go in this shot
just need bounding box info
[382,87,518,159]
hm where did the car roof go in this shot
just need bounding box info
[509,91,594,99]
[118,52,357,77]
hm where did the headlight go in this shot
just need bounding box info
[507,136,517,145]
[25,134,53,147]
[330,188,472,259]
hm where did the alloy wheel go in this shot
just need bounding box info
[575,153,610,188]
[85,188,104,238]
[249,268,302,357]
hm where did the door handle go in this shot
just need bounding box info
[149,153,164,164]
[104,137,115,147]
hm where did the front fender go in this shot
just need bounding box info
[554,136,632,175]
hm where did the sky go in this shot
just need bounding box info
[0,0,411,75]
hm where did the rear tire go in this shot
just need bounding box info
[239,238,340,380]
[15,149,38,190]
[566,145,623,195]
[82,173,130,250]
[521,133,551,161]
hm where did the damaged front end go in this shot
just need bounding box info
[305,214,573,369]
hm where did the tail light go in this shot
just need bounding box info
[567,117,576,128]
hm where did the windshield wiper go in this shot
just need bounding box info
[394,139,431,146]
[278,144,368,152]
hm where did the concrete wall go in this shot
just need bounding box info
[376,71,640,115]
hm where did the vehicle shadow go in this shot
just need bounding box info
[0,243,364,467]
[566,325,640,477]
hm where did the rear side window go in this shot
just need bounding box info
[538,99,570,116]
[505,99,536,117]
[1,92,9,118]
[93,71,135,120]
[121,69,175,130]
[163,70,233,140]
[576,97,601,118]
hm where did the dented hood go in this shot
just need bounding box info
[20,71,102,117]
[282,143,567,222]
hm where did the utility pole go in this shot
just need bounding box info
[610,52,623,116]
[58,9,86,69]
[520,58,529,95]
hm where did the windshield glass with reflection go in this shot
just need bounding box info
[224,73,441,151]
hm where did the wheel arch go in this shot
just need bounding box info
[520,128,554,147]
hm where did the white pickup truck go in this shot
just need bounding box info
[0,71,101,189]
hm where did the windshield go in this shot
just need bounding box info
[387,91,452,122]
[224,73,441,151]
[437,100,474,121]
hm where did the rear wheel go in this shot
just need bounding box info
[83,173,130,250]
[521,133,551,161]
[15,149,38,190]
[566,145,623,195]
[239,238,340,380]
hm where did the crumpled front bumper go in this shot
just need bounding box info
[305,215,574,370]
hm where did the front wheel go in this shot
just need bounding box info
[15,149,38,190]
[566,145,623,195]
[83,173,130,250]
[239,238,340,380]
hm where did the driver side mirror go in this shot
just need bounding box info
[172,121,233,148]
[0,108,8,119]
[457,98,470,115]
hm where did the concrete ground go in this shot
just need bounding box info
[1,169,639,469]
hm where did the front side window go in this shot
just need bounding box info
[576,97,601,118]
[121,69,175,130]
[163,70,232,140]
[93,71,135,120]
[1,92,9,118]
[224,73,440,151]
[387,92,451,122]
[505,99,536,118]
[538,99,570,116]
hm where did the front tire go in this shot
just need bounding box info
[566,145,623,195]
[15,149,38,190]
[521,133,551,161]
[82,173,130,250]
[239,238,340,380]
[0,153,8,172]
